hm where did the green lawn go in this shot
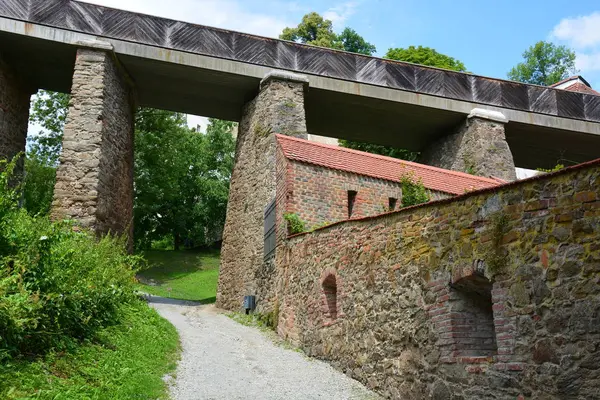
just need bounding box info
[137,249,220,303]
[0,302,179,400]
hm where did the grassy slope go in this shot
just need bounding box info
[1,303,179,400]
[137,249,220,302]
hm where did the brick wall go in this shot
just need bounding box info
[273,160,600,399]
[282,156,450,230]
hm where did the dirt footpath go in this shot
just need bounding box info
[150,297,380,400]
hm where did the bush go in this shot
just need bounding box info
[0,159,140,359]
[400,173,430,207]
[283,213,306,235]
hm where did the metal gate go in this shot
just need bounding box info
[264,198,276,260]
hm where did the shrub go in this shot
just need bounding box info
[400,173,430,207]
[283,213,306,235]
[0,159,140,359]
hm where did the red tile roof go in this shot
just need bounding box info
[563,82,600,95]
[276,134,505,195]
[550,75,600,95]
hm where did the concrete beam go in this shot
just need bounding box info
[0,17,598,168]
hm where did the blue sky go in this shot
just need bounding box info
[83,0,600,91]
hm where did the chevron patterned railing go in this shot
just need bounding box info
[0,0,599,122]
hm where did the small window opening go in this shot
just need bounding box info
[322,275,338,320]
[347,190,357,218]
[388,197,397,211]
[449,275,497,358]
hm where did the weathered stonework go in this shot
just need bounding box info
[217,72,308,310]
[52,48,135,243]
[421,111,517,181]
[271,160,600,399]
[0,53,32,175]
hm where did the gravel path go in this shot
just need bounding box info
[149,297,380,400]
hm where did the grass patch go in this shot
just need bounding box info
[137,249,220,303]
[0,302,179,400]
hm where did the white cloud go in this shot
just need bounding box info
[80,0,291,38]
[550,11,600,87]
[323,2,359,29]
[575,52,600,72]
[551,12,600,49]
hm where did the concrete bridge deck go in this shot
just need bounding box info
[0,0,599,168]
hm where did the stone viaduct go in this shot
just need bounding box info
[0,2,599,305]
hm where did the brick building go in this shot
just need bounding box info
[276,134,505,229]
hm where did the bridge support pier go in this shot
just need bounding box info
[217,71,308,310]
[420,109,517,181]
[0,54,32,175]
[52,43,135,244]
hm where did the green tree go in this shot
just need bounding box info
[134,112,235,250]
[28,90,70,164]
[385,46,467,72]
[508,41,577,86]
[280,12,342,49]
[21,91,70,215]
[338,140,418,161]
[338,27,376,55]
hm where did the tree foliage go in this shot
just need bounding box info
[22,91,70,215]
[338,140,419,161]
[385,46,467,72]
[338,27,376,55]
[134,112,235,250]
[280,12,342,49]
[280,13,376,55]
[507,41,577,86]
[25,91,235,250]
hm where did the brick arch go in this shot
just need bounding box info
[319,268,343,325]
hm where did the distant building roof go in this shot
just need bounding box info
[550,76,599,95]
[276,134,505,195]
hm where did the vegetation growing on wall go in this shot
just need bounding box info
[284,213,306,235]
[400,173,430,207]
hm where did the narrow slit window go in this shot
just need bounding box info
[347,190,357,218]
[388,197,397,211]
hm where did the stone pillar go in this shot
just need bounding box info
[0,54,33,175]
[217,71,308,310]
[52,41,135,243]
[420,108,517,181]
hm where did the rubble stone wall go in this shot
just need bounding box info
[0,54,32,175]
[421,116,517,182]
[276,160,600,399]
[217,77,307,310]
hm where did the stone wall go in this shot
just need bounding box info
[52,48,134,242]
[283,158,450,230]
[217,74,308,310]
[274,160,600,399]
[0,53,32,175]
[421,114,517,181]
